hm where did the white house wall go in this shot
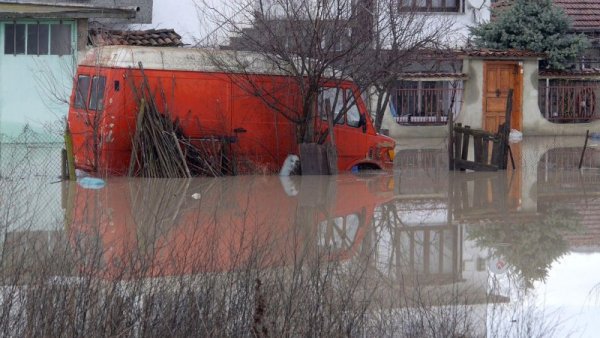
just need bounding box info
[0,20,77,139]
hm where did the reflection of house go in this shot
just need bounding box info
[536,146,600,251]
[0,0,153,139]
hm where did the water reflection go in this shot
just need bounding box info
[0,137,599,336]
[68,175,395,278]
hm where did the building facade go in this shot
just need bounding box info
[385,0,600,137]
[0,0,152,139]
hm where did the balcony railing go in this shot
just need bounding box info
[391,83,463,126]
[538,81,600,123]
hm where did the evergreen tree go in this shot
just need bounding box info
[470,0,589,69]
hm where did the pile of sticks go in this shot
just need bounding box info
[128,62,232,178]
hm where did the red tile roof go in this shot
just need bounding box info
[89,28,184,47]
[553,0,600,31]
[493,0,600,32]
[398,72,467,79]
[464,49,546,58]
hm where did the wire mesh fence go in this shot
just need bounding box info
[0,125,65,233]
[0,125,64,180]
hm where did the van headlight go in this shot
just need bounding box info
[387,149,395,161]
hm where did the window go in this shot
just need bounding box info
[538,79,600,123]
[89,76,106,111]
[319,88,345,124]
[26,24,49,55]
[401,0,460,12]
[74,75,106,111]
[50,24,71,55]
[4,23,25,54]
[319,87,362,127]
[4,22,70,56]
[392,80,463,125]
[345,89,361,127]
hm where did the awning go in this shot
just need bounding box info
[0,1,138,20]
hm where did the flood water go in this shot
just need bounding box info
[0,136,599,336]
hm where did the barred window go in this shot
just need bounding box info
[400,0,460,12]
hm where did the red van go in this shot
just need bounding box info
[68,46,395,176]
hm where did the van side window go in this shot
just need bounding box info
[319,88,344,124]
[74,75,91,109]
[345,89,361,128]
[89,76,106,111]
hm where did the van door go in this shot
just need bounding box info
[318,87,366,170]
[230,80,284,173]
[70,73,107,172]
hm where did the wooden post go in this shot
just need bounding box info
[460,126,470,171]
[448,108,454,170]
[64,125,76,181]
[473,135,483,163]
[453,123,463,169]
[300,143,329,175]
[481,135,490,165]
[505,89,513,129]
[579,130,590,170]
[61,148,68,180]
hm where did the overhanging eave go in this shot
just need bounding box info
[0,2,138,20]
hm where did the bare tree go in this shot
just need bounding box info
[354,1,458,131]
[202,0,374,154]
[198,0,458,144]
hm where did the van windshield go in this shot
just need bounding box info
[345,89,361,127]
[319,88,344,124]
[318,87,361,127]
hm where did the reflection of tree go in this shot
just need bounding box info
[467,207,581,288]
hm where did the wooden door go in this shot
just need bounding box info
[483,62,522,133]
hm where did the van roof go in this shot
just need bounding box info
[79,46,343,79]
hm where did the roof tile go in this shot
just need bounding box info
[493,0,600,31]
[89,28,184,47]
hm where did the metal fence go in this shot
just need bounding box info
[0,127,65,232]
[391,81,464,126]
[0,126,63,180]
[538,80,600,123]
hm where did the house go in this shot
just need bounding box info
[383,0,600,138]
[0,0,153,140]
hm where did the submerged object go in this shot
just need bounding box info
[280,154,300,176]
[509,129,522,143]
[78,177,106,190]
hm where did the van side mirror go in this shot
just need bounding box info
[359,114,367,133]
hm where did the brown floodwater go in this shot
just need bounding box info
[1,136,599,336]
